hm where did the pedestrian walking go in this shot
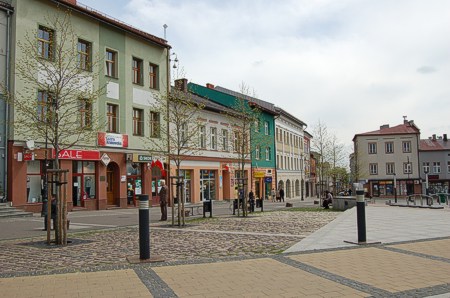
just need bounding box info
[271,188,276,202]
[159,180,168,221]
[279,188,285,202]
[248,190,255,213]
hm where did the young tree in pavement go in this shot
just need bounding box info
[2,11,104,245]
[223,83,268,217]
[148,79,205,226]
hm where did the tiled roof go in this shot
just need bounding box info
[214,86,277,115]
[353,122,420,140]
[420,139,450,151]
[55,0,170,48]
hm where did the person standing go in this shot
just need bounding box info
[159,180,168,221]
[248,190,255,213]
[271,188,276,202]
[279,188,285,202]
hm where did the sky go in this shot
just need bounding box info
[80,0,450,151]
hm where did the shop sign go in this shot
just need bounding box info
[23,152,34,161]
[101,153,111,166]
[428,175,439,180]
[133,154,152,162]
[97,132,128,148]
[254,171,266,178]
[264,177,272,183]
[53,149,100,160]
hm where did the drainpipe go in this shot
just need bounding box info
[3,9,12,203]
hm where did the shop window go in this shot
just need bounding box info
[26,161,43,203]
[72,161,96,205]
[200,170,216,201]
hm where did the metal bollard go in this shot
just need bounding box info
[356,189,366,243]
[138,194,150,260]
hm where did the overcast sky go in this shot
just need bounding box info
[80,0,450,150]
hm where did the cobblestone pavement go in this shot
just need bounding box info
[0,210,339,276]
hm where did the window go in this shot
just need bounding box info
[423,162,430,174]
[402,141,411,153]
[105,49,117,77]
[181,122,188,144]
[79,98,92,128]
[369,163,378,175]
[210,127,217,150]
[149,112,160,138]
[221,129,228,151]
[385,142,394,153]
[77,39,91,71]
[447,161,450,174]
[386,163,395,175]
[106,104,118,133]
[37,90,53,123]
[403,162,412,174]
[149,63,158,89]
[254,119,259,132]
[132,108,143,136]
[368,143,377,154]
[433,162,441,173]
[38,25,54,60]
[266,147,270,160]
[233,132,241,152]
[264,121,269,135]
[132,57,143,84]
[255,146,260,160]
[199,126,206,148]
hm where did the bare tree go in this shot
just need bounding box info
[223,83,268,217]
[2,10,104,245]
[148,79,205,226]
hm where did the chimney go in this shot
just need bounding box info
[174,78,187,91]
[432,134,436,141]
[64,0,77,5]
[380,124,389,130]
[206,83,215,89]
[444,134,448,141]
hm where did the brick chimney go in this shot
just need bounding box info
[432,134,436,141]
[174,78,187,91]
[444,134,448,142]
[206,83,215,89]
[380,124,389,130]
[64,0,77,5]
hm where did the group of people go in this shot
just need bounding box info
[270,188,285,202]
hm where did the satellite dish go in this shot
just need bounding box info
[26,140,35,151]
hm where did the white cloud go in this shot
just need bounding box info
[81,0,450,146]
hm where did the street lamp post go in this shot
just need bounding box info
[300,155,304,201]
[424,168,429,196]
[393,173,397,203]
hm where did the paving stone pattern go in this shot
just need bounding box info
[0,210,339,276]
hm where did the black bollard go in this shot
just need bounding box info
[260,197,264,212]
[356,189,366,243]
[139,194,150,260]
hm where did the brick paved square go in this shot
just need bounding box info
[389,239,450,260]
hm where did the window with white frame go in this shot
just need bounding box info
[368,143,377,154]
[199,125,206,149]
[433,162,441,173]
[210,127,217,150]
[403,162,412,174]
[386,162,395,175]
[423,162,430,173]
[264,121,269,135]
[181,122,188,144]
[221,129,228,151]
[369,163,378,175]
[447,161,450,173]
[402,141,411,153]
[255,146,260,160]
[254,119,259,132]
[265,147,270,161]
[385,142,394,154]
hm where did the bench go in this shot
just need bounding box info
[175,204,203,217]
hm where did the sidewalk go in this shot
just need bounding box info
[1,202,450,297]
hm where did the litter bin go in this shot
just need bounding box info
[439,194,446,204]
[203,200,212,218]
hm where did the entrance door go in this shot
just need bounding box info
[106,164,116,205]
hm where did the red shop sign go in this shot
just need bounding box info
[52,149,101,160]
